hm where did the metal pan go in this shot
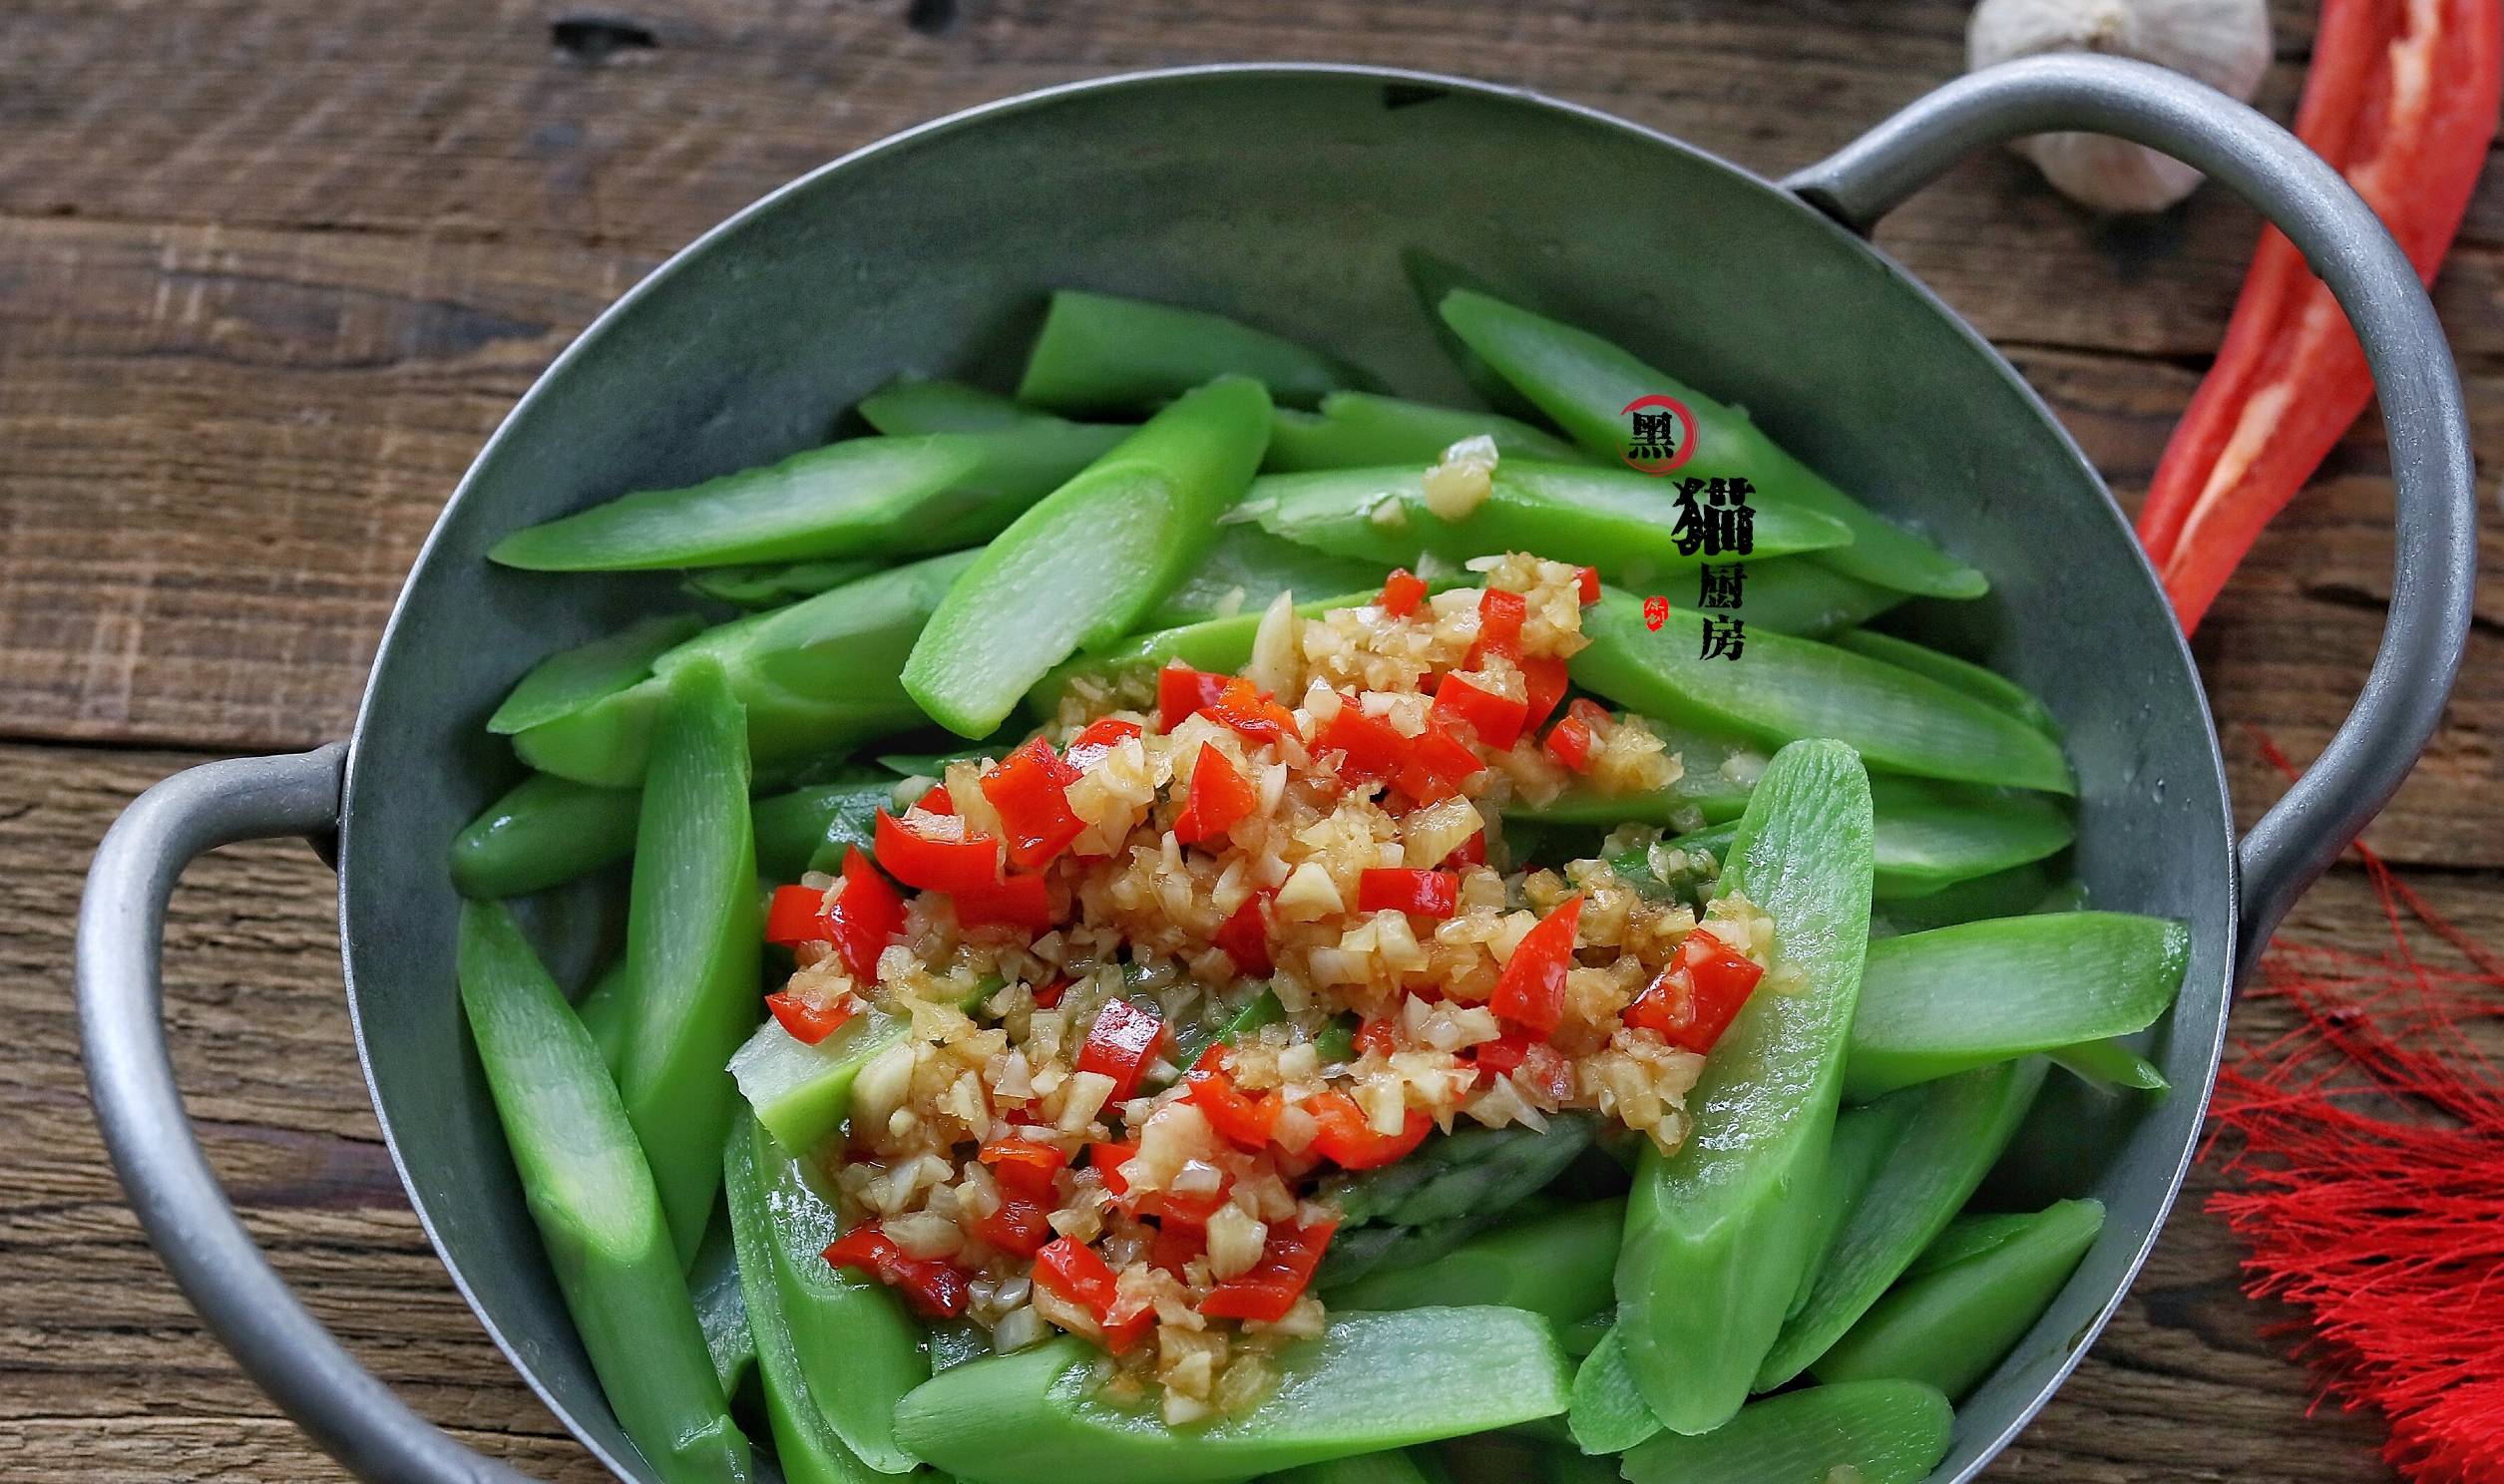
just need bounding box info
[78,56,2475,1483]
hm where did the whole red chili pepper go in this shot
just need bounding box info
[2135,0,2500,631]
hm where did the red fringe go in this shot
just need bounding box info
[2207,733,2504,1481]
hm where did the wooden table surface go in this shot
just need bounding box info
[4,1,2496,1478]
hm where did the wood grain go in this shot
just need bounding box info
[1,0,2493,1478]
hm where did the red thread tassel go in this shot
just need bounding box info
[2207,733,2504,1482]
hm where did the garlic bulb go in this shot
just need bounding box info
[1968,0,2273,212]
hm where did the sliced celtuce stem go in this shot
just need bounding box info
[514,550,976,787]
[684,557,883,611]
[1616,740,1875,1434]
[1316,1116,1600,1287]
[687,1213,755,1400]
[892,1309,1571,1484]
[1758,1058,2048,1388]
[1845,913,2192,1102]
[2048,1036,2171,1093]
[1026,589,1376,717]
[1434,287,1986,600]
[1329,1199,1624,1325]
[450,772,640,900]
[1618,1380,1953,1484]
[1510,712,1767,832]
[1812,1199,2108,1400]
[1565,1327,1660,1455]
[1792,1097,1920,1321]
[1571,588,2076,796]
[1399,247,1553,423]
[1267,1450,1441,1484]
[578,959,630,1076]
[456,900,752,1484]
[1235,462,1851,584]
[1834,627,2060,737]
[728,977,998,1152]
[1731,556,1907,638]
[752,774,895,883]
[1661,777,2072,901]
[855,377,1059,435]
[613,657,764,1265]
[904,376,1274,737]
[1868,862,2055,936]
[1016,289,1373,412]
[488,613,707,736]
[1264,390,1589,472]
[1140,524,1387,630]
[724,1114,924,1477]
[489,421,1124,570]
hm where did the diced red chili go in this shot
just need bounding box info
[823,1224,970,1319]
[1356,868,1459,919]
[1466,587,1526,666]
[1543,715,1594,773]
[1576,566,1601,604]
[1304,1090,1433,1170]
[1394,721,1486,805]
[1521,655,1569,733]
[1445,829,1487,868]
[1063,716,1144,773]
[1182,1047,1280,1151]
[1354,1018,1398,1058]
[970,1193,1052,1258]
[1432,671,1528,751]
[1198,1219,1338,1322]
[1149,1217,1205,1277]
[1033,1237,1151,1352]
[1206,677,1301,745]
[1076,998,1168,1103]
[918,785,955,816]
[977,1137,1069,1198]
[1380,567,1428,618]
[1173,744,1259,846]
[1315,702,1408,785]
[764,990,854,1045]
[1489,895,1585,1036]
[1624,927,1765,1054]
[1086,1140,1138,1198]
[824,847,906,978]
[951,870,1053,933]
[763,884,832,947]
[874,808,1001,895]
[1156,665,1234,734]
[981,737,1085,870]
[1215,889,1275,975]
[1472,1024,1534,1077]
[1031,976,1071,1009]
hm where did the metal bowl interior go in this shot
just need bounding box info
[338,66,2235,1482]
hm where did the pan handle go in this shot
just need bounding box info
[76,745,528,1484]
[1784,54,2477,975]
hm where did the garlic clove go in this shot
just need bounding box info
[1968,0,2274,214]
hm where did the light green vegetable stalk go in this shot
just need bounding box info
[1615,739,1875,1434]
[1016,289,1373,412]
[1435,286,1985,600]
[489,421,1124,570]
[1265,390,1587,472]
[1331,1199,1623,1326]
[450,772,640,900]
[1814,1199,2107,1400]
[1572,588,2075,796]
[893,1309,1570,1484]
[1665,777,2072,902]
[687,1213,755,1400]
[1758,1058,2047,1388]
[685,557,883,612]
[1846,913,2191,1102]
[488,614,707,736]
[457,900,751,1483]
[905,376,1274,737]
[1834,627,2060,737]
[1618,1380,1953,1484]
[1564,1327,1659,1455]
[856,377,1059,435]
[1140,524,1387,631]
[612,657,764,1264]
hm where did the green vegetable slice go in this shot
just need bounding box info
[1264,390,1588,472]
[1868,862,2056,936]
[612,657,764,1264]
[1618,1380,1953,1484]
[1565,1327,1659,1455]
[893,1308,1571,1484]
[450,772,640,900]
[490,422,1123,570]
[1435,287,1985,600]
[752,775,895,883]
[905,376,1274,737]
[577,958,630,1077]
[1141,524,1387,631]
[1331,1200,1623,1325]
[1666,777,2072,901]
[1733,556,1907,638]
[1267,1450,1441,1484]
[1835,627,2060,737]
[725,1114,925,1475]
[2048,1036,2171,1092]
[1235,462,1850,585]
[1813,1200,2107,1400]
[1846,913,2191,1102]
[856,377,1058,435]
[1399,248,1552,422]
[687,1212,755,1400]
[1616,739,1874,1434]
[457,901,752,1484]
[1572,588,2076,796]
[1017,289,1372,413]
[1759,1058,2047,1388]
[488,613,706,735]
[685,558,883,611]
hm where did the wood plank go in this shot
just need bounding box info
[0,738,2451,1480]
